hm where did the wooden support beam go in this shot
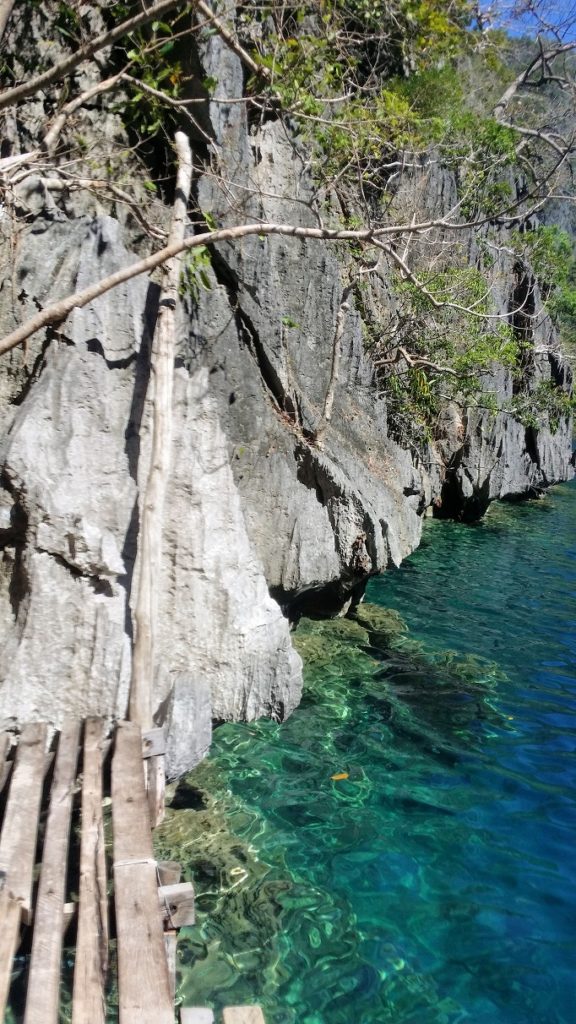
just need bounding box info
[0,722,47,922]
[24,721,81,1024]
[222,1009,266,1024]
[112,721,173,1024]
[157,860,181,886]
[147,754,166,828]
[72,718,109,1024]
[142,728,166,759]
[0,891,21,1019]
[163,929,177,1002]
[63,901,76,937]
[180,1011,214,1024]
[0,732,13,795]
[143,731,167,828]
[158,881,195,928]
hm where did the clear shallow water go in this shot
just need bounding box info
[177,482,576,1024]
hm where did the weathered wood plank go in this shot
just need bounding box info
[222,1009,266,1024]
[24,720,81,1024]
[113,722,154,862]
[72,719,109,1024]
[157,861,181,886]
[0,732,12,795]
[0,722,47,922]
[164,929,177,1002]
[180,1010,214,1024]
[147,753,166,827]
[142,728,166,759]
[158,882,195,928]
[112,721,173,1024]
[0,891,21,1020]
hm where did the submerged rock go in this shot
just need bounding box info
[351,603,408,648]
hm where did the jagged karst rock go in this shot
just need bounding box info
[0,215,301,768]
[0,2,573,767]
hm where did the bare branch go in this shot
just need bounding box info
[43,72,125,157]
[315,283,353,444]
[493,40,576,120]
[0,0,180,112]
[0,0,16,44]
[196,0,271,81]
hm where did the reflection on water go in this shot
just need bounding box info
[173,483,576,1024]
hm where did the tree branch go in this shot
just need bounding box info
[315,283,353,444]
[0,0,180,112]
[493,39,576,120]
[0,0,15,43]
[196,0,271,82]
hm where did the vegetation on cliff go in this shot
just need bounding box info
[0,0,574,447]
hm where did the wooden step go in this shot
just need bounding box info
[0,731,13,795]
[112,721,173,1024]
[222,1009,266,1024]
[72,718,109,1024]
[24,721,81,1024]
[0,722,47,1017]
[180,1011,214,1024]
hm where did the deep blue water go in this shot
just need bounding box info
[177,481,576,1024]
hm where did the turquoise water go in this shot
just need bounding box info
[177,481,576,1023]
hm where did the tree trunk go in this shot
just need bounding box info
[129,132,192,731]
[0,0,16,43]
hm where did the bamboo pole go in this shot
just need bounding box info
[129,132,192,798]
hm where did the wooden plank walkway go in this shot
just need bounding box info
[0,719,268,1024]
[72,718,108,1024]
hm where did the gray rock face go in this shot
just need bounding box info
[0,215,301,775]
[0,6,572,772]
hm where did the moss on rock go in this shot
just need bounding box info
[351,602,408,648]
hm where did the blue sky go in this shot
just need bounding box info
[485,1,576,40]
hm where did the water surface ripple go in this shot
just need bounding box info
[181,482,576,1024]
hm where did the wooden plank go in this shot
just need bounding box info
[147,753,166,827]
[163,929,177,1002]
[0,758,12,795]
[112,721,173,1024]
[0,890,22,1020]
[72,719,109,1024]
[24,720,81,1024]
[158,882,195,928]
[0,722,47,922]
[222,1009,266,1024]
[180,1011,214,1024]
[142,728,166,758]
[0,732,12,795]
[63,901,76,937]
[157,861,181,886]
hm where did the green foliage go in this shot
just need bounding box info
[122,20,183,137]
[516,226,576,347]
[370,264,524,449]
[510,380,576,433]
[179,246,212,302]
[246,4,526,220]
[54,2,81,41]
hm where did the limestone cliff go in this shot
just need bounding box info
[0,2,572,774]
